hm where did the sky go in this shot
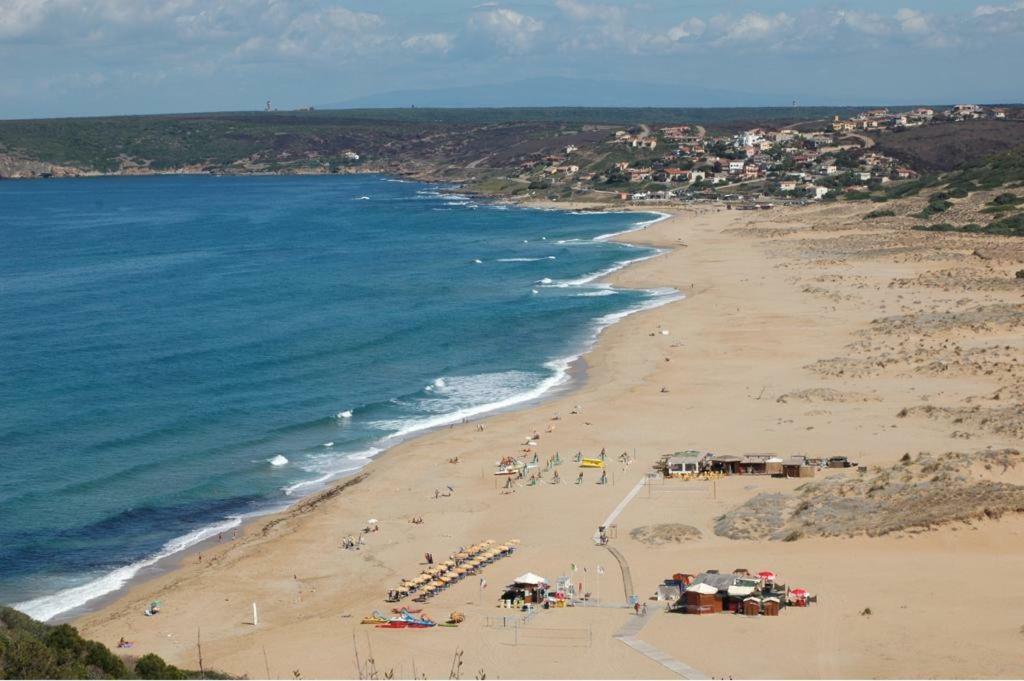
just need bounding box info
[1,0,1022,118]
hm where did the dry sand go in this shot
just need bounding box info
[75,200,1024,679]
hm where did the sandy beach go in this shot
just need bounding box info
[74,200,1024,679]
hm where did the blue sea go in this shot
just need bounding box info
[0,174,673,621]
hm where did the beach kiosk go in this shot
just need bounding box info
[501,572,549,607]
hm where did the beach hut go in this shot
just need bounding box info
[503,572,549,605]
[763,597,781,616]
[743,597,761,617]
[739,454,784,475]
[664,451,710,477]
[683,582,721,615]
[708,454,743,475]
[782,456,816,478]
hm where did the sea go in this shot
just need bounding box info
[0,174,675,622]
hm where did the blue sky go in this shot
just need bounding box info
[1,0,1022,118]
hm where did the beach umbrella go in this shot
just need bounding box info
[367,519,378,524]
[790,588,808,597]
[757,571,776,580]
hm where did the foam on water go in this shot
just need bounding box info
[13,516,243,622]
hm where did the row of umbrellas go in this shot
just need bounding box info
[389,539,520,601]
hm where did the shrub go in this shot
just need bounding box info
[864,209,895,219]
[1016,270,1024,279]
[992,192,1022,206]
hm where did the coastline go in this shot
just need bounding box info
[14,194,676,625]
[65,195,1024,678]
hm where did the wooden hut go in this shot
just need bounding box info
[782,456,816,478]
[763,597,781,616]
[683,583,721,615]
[743,597,761,616]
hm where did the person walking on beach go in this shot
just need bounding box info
[641,602,648,617]
[634,602,641,616]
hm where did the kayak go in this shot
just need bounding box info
[580,458,604,468]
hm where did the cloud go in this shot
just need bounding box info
[666,18,705,42]
[974,1,1024,15]
[709,12,795,45]
[834,10,891,37]
[469,7,542,53]
[401,32,454,54]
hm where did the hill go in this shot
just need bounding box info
[0,106,921,177]
[872,119,1024,171]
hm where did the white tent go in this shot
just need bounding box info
[513,572,548,586]
[685,582,718,595]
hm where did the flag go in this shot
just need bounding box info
[479,577,487,589]
[583,567,588,573]
[597,565,605,575]
[571,563,577,572]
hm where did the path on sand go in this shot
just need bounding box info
[598,475,709,680]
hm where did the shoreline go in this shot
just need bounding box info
[12,195,677,624]
[67,196,1024,679]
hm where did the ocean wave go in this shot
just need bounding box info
[594,211,671,241]
[547,250,664,288]
[575,289,618,297]
[13,515,244,622]
[269,454,289,466]
[496,256,556,262]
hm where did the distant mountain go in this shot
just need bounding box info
[323,77,794,109]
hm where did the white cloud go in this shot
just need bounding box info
[401,32,454,54]
[835,10,891,36]
[895,8,930,34]
[667,18,705,42]
[469,7,543,53]
[710,12,795,44]
[974,1,1024,16]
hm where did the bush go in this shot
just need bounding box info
[992,192,1022,206]
[0,605,222,680]
[914,198,953,219]
[1016,270,1024,279]
[864,209,895,219]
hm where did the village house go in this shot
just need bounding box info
[778,180,798,192]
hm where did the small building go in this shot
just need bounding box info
[782,456,816,478]
[665,451,709,477]
[743,597,761,617]
[656,583,682,602]
[683,582,722,615]
[763,597,781,616]
[711,454,783,476]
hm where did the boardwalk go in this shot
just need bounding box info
[597,475,708,680]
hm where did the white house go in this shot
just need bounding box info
[728,160,746,173]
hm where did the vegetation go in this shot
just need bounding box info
[0,606,226,680]
[864,209,896,219]
[913,198,954,219]
[913,213,1024,237]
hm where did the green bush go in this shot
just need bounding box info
[0,605,223,680]
[864,209,895,219]
[913,198,953,219]
[992,192,1022,206]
